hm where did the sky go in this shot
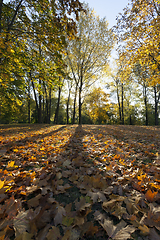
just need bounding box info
[84,0,130,28]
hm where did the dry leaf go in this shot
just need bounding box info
[145,189,158,202]
[46,226,60,240]
[27,194,42,208]
[149,227,160,240]
[13,211,30,237]
[54,206,66,226]
[138,225,150,236]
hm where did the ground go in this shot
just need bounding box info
[0,124,160,239]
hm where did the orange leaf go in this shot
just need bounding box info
[145,189,158,202]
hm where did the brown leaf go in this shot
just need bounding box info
[54,205,66,226]
[149,227,160,240]
[83,222,99,236]
[63,160,71,167]
[36,224,51,240]
[27,194,42,208]
[113,225,135,240]
[95,212,135,240]
[124,198,139,215]
[87,192,99,203]
[15,232,33,240]
[138,225,150,236]
[13,211,30,238]
[74,216,85,226]
[103,198,127,219]
[62,229,80,240]
[46,226,60,240]
[0,194,7,204]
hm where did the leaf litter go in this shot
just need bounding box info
[0,124,160,239]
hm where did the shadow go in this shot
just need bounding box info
[84,125,160,149]
[0,125,67,148]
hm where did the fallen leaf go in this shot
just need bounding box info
[145,189,158,202]
[0,181,4,190]
[46,226,60,240]
[13,211,30,238]
[149,227,160,240]
[54,205,66,226]
[138,225,150,236]
[62,216,74,227]
[27,194,42,208]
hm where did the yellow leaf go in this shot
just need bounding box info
[7,161,15,168]
[0,180,4,190]
[13,149,18,152]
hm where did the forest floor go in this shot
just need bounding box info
[0,124,160,240]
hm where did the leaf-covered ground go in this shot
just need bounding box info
[0,124,160,240]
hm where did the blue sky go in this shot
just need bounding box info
[84,0,130,28]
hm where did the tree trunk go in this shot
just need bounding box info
[143,84,148,126]
[38,79,42,123]
[121,83,124,125]
[54,84,62,124]
[66,89,71,124]
[30,72,39,123]
[78,76,83,125]
[154,86,159,125]
[78,88,82,125]
[72,84,78,124]
[116,82,121,123]
[27,83,31,124]
[42,93,45,122]
[48,87,51,124]
[43,82,49,123]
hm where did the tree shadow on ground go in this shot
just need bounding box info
[0,125,67,148]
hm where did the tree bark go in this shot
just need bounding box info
[116,81,122,123]
[38,79,42,123]
[27,82,31,124]
[66,89,71,124]
[48,87,51,124]
[78,76,83,125]
[54,79,62,124]
[72,84,78,124]
[154,86,158,125]
[30,72,39,123]
[43,82,49,123]
[143,84,148,126]
[121,82,124,125]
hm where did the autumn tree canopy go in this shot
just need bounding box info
[66,4,114,124]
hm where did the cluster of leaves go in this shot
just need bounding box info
[0,124,160,239]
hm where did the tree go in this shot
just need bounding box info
[114,0,160,125]
[0,0,84,124]
[66,4,114,125]
[115,0,160,82]
[83,87,111,124]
